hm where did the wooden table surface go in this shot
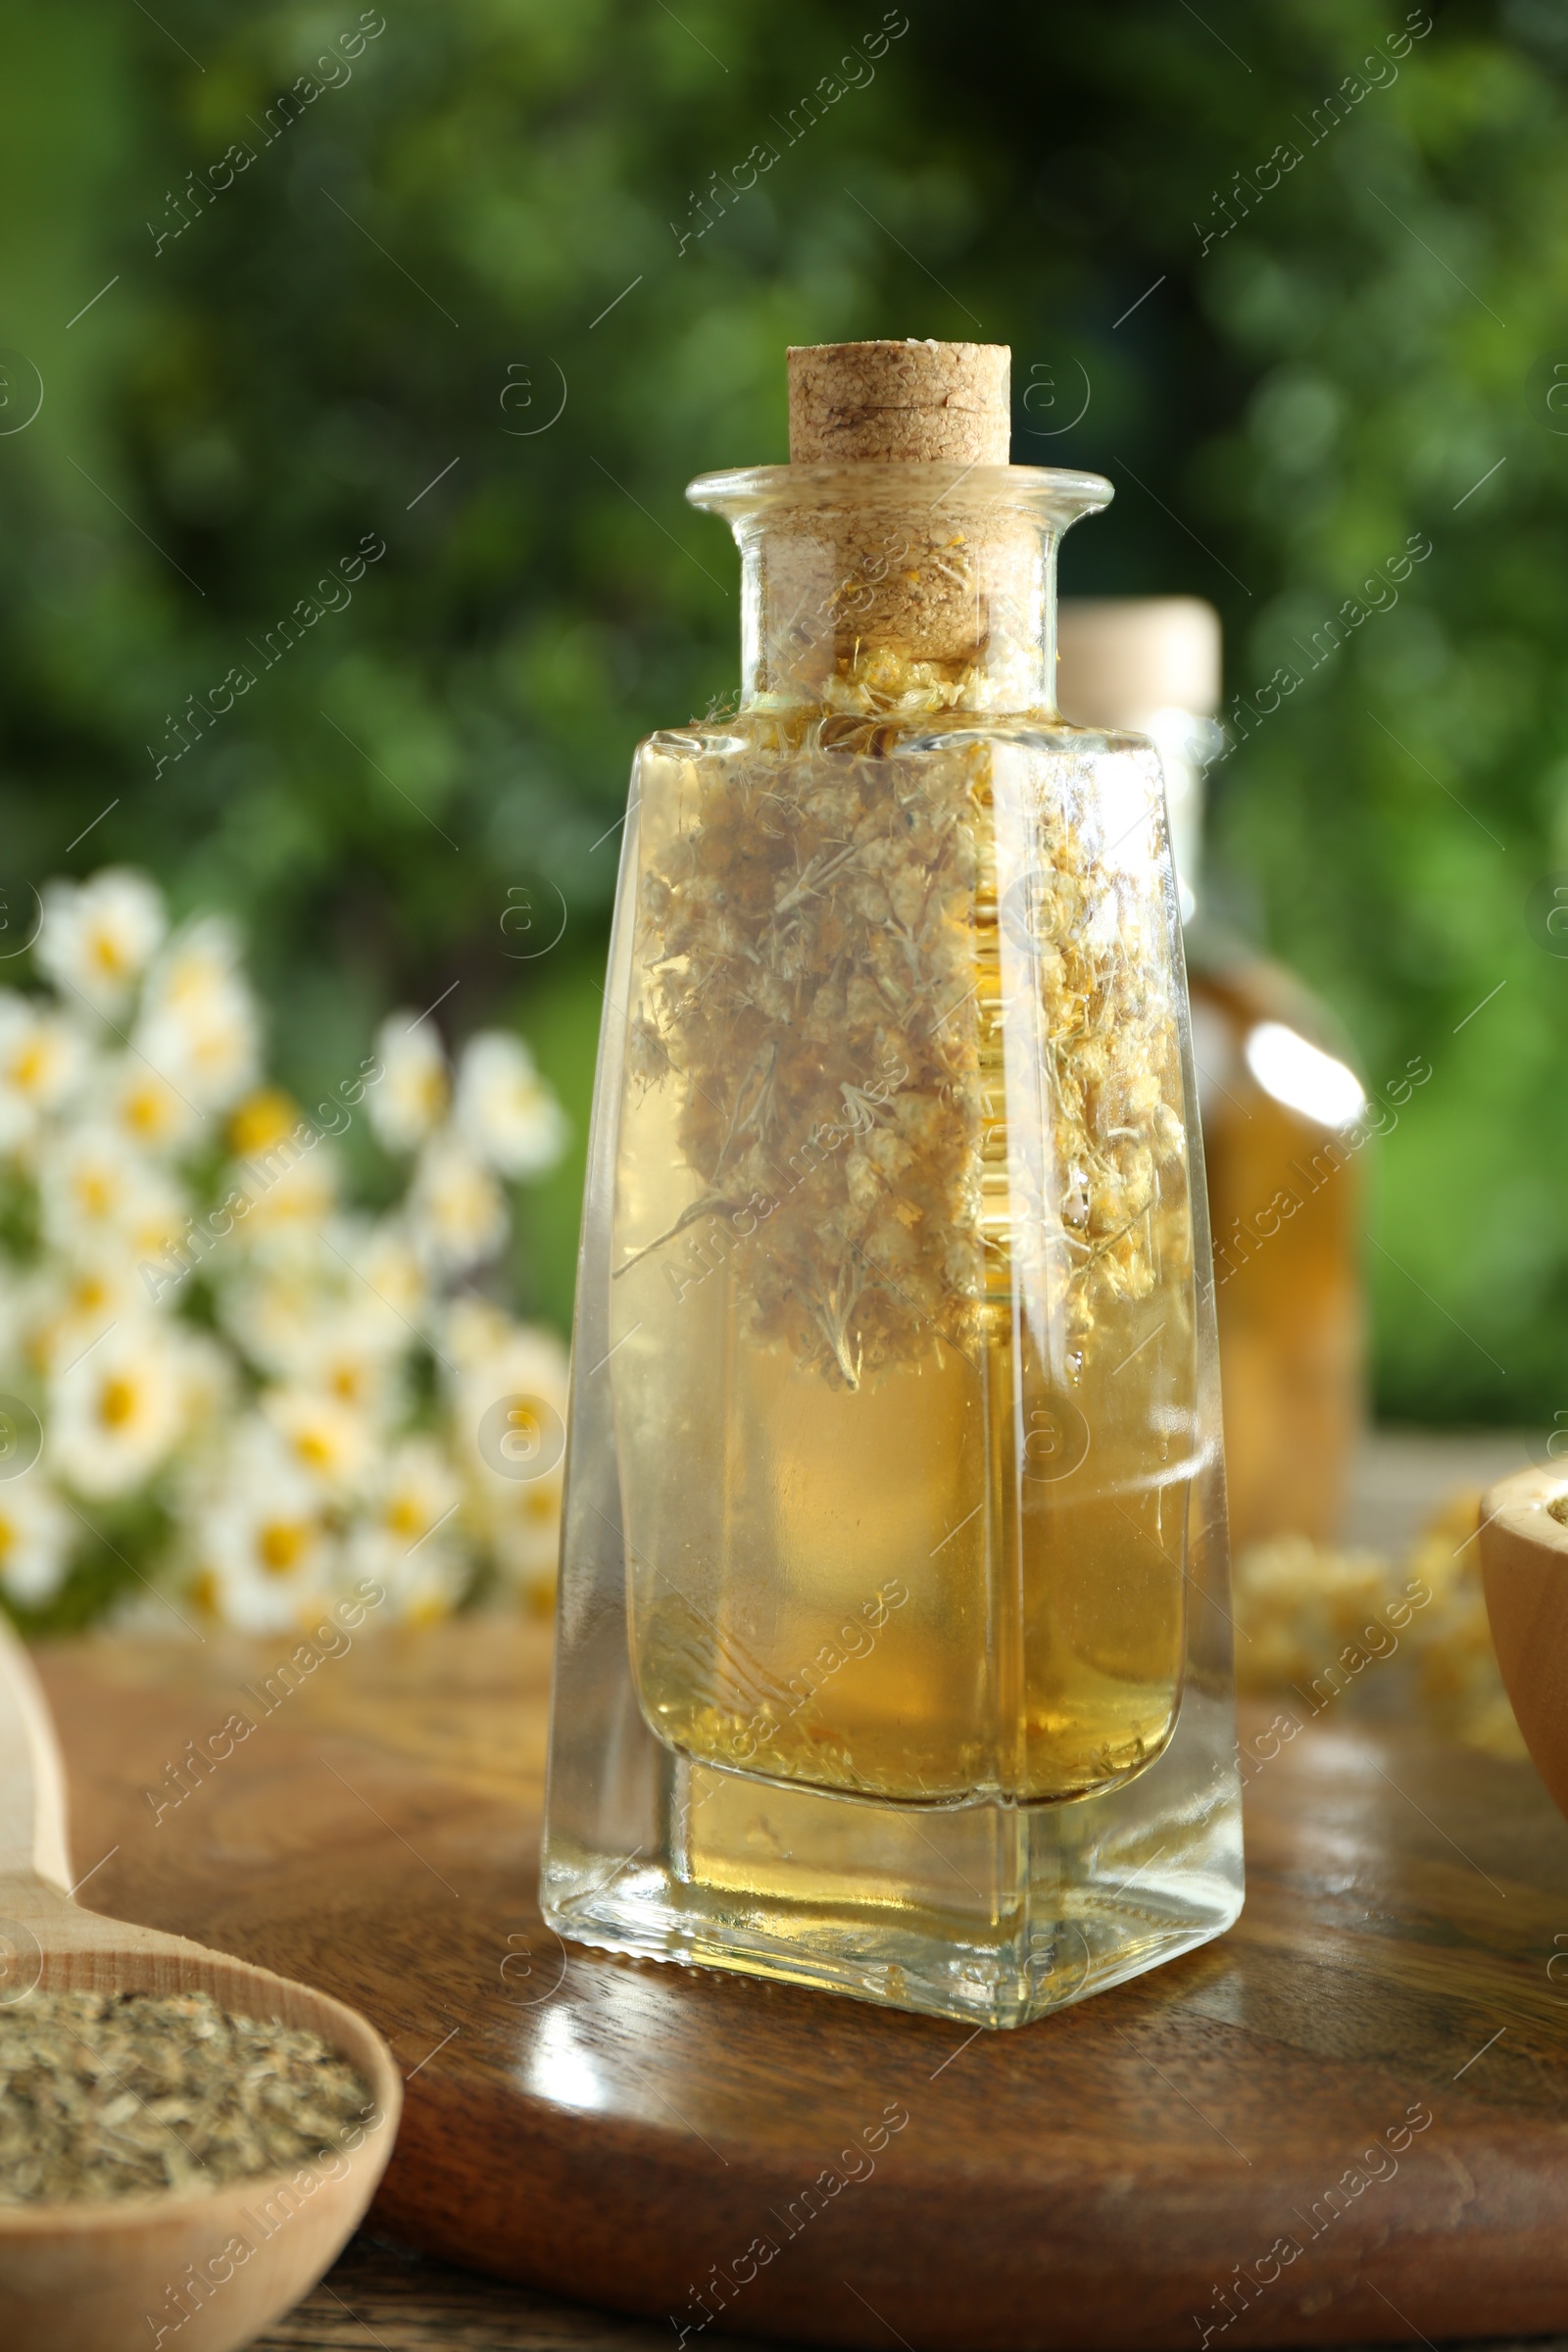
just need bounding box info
[245,2238,1568,2352]
[29,1426,1568,2352]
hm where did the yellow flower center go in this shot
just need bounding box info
[258,1521,308,1573]
[99,1377,137,1430]
[228,1087,299,1155]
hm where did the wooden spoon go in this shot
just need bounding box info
[0,1614,402,2352]
[1479,1462,1568,1817]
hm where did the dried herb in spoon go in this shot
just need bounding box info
[0,1987,371,2205]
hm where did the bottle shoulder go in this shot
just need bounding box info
[635,711,1158,764]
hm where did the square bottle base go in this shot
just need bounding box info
[542,1691,1244,2031]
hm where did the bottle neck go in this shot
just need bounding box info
[688,464,1112,720]
[736,504,1059,717]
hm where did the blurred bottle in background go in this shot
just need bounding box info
[1056,600,1365,1551]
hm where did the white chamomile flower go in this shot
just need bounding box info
[440,1295,517,1372]
[347,1438,466,1623]
[453,1031,567,1178]
[0,1476,74,1607]
[48,1319,195,1498]
[348,1529,465,1625]
[192,1427,337,1632]
[0,994,88,1149]
[212,1246,326,1373]
[448,1317,569,1607]
[172,1328,234,1442]
[240,1217,427,1367]
[301,1311,406,1421]
[38,1124,188,1263]
[228,1138,339,1238]
[16,1255,149,1380]
[448,1318,570,1431]
[219,1268,403,1418]
[346,1217,428,1333]
[485,1472,565,1602]
[371,1435,462,1552]
[407,1133,507,1274]
[262,1384,373,1495]
[136,916,260,1112]
[36,868,166,1018]
[97,1052,206,1157]
[367,1013,448,1152]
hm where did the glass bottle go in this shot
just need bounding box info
[1056,601,1366,1556]
[541,341,1243,2029]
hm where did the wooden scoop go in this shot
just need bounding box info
[0,1615,402,2352]
[1479,1463,1568,1820]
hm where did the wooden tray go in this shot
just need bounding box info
[32,1623,1568,2351]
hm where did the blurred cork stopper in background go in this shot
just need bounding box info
[787,339,1011,465]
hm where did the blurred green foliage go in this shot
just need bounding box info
[0,0,1563,1415]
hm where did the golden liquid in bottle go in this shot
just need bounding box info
[610,728,1194,1808]
[1191,962,1363,1553]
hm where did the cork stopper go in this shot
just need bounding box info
[1056,599,1222,728]
[787,340,1010,466]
